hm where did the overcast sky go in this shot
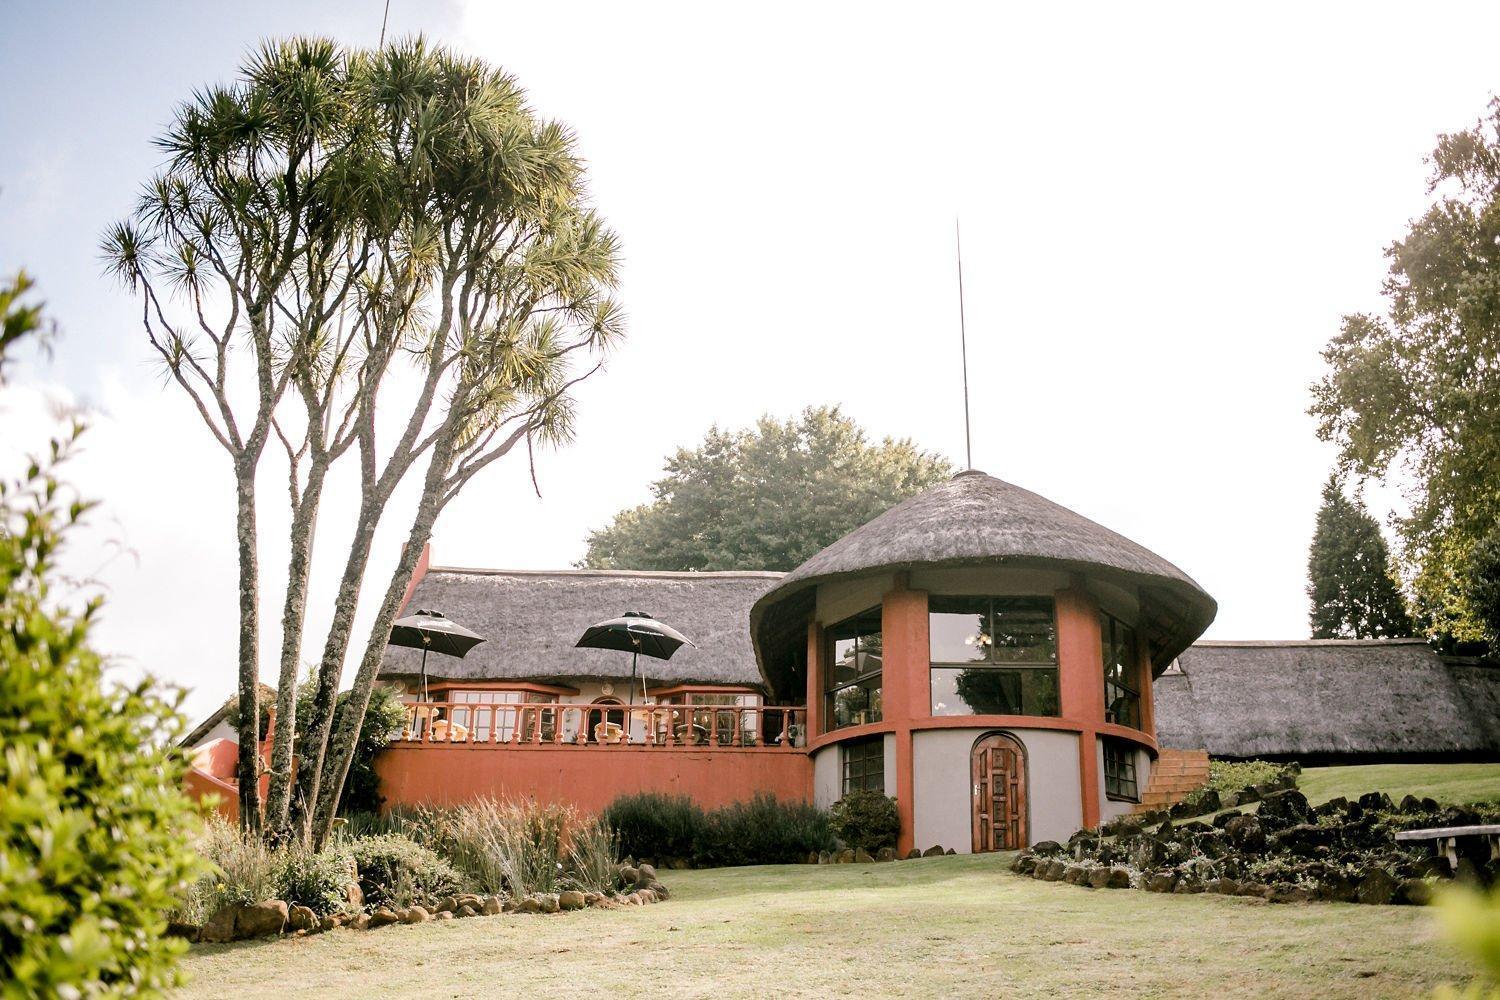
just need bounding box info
[3,1,1495,722]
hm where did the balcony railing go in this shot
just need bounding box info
[392,701,808,750]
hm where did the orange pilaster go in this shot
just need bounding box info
[1055,584,1104,830]
[1136,629,1156,741]
[805,620,823,739]
[881,580,928,857]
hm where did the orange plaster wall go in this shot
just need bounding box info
[881,584,929,856]
[376,746,812,815]
[1055,585,1105,829]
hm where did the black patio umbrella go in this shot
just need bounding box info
[388,609,486,703]
[575,612,695,708]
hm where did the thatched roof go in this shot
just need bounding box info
[378,567,783,688]
[180,683,278,748]
[751,470,1216,695]
[1154,639,1500,759]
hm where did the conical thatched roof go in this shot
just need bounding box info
[751,470,1216,696]
[378,567,783,688]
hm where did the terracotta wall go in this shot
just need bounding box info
[376,746,812,814]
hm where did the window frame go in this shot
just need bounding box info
[823,608,884,732]
[841,735,885,795]
[1102,738,1139,802]
[1100,612,1141,730]
[928,596,1060,718]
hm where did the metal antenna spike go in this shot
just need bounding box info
[956,219,973,470]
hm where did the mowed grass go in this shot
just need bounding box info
[1297,762,1500,807]
[175,853,1477,999]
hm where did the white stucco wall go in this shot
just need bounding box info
[813,745,841,809]
[911,727,1083,852]
[189,718,236,749]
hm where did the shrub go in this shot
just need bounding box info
[566,817,622,894]
[698,794,836,867]
[605,793,704,862]
[1206,759,1294,795]
[347,833,464,909]
[279,845,355,916]
[296,681,408,815]
[0,373,205,996]
[830,790,900,854]
[173,818,283,923]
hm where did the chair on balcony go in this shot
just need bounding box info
[594,721,625,745]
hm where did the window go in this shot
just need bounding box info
[824,608,883,731]
[446,689,551,741]
[842,736,885,794]
[1100,613,1140,729]
[1103,739,1138,801]
[929,597,1059,717]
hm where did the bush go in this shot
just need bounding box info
[1206,759,1295,795]
[296,681,407,815]
[605,793,704,862]
[830,790,900,854]
[698,795,837,867]
[173,818,283,923]
[279,845,355,916]
[0,352,205,996]
[604,792,836,867]
[347,833,464,909]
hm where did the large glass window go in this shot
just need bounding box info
[447,689,551,741]
[1103,738,1139,801]
[841,736,885,794]
[1100,613,1140,729]
[929,597,1059,716]
[825,608,882,731]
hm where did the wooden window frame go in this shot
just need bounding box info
[1100,613,1141,730]
[824,608,883,733]
[1102,738,1139,802]
[928,597,1060,718]
[841,735,885,795]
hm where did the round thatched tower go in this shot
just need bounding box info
[750,469,1216,853]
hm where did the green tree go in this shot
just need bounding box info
[1462,526,1500,647]
[1311,100,1500,641]
[581,407,952,571]
[1306,476,1414,639]
[0,271,204,993]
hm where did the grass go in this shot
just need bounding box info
[1296,763,1500,807]
[174,853,1478,999]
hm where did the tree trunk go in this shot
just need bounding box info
[293,492,384,842]
[310,443,452,849]
[264,455,330,833]
[232,459,262,832]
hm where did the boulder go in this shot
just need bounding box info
[345,881,364,909]
[646,880,671,900]
[288,904,318,932]
[1128,836,1166,870]
[1103,867,1131,889]
[1274,823,1337,857]
[457,893,485,911]
[483,896,503,916]
[1173,879,1204,894]
[199,905,240,944]
[637,889,658,904]
[456,904,479,918]
[1064,865,1089,885]
[318,915,338,933]
[1357,791,1393,813]
[1041,860,1067,881]
[1108,818,1143,839]
[1398,794,1423,814]
[403,906,432,924]
[1396,879,1433,906]
[502,898,522,913]
[1258,789,1311,826]
[854,848,875,864]
[1357,868,1399,905]
[835,848,855,863]
[921,846,944,858]
[1237,785,1261,804]
[818,851,832,864]
[435,896,457,915]
[945,848,957,855]
[1143,872,1178,893]
[368,908,401,929]
[1211,810,1242,830]
[165,920,200,942]
[637,863,658,883]
[904,849,922,860]
[559,890,587,911]
[1219,791,1241,809]
[619,865,639,885]
[238,901,289,939]
[1266,883,1310,904]
[1031,840,1063,856]
[1086,867,1113,889]
[1315,875,1359,904]
[1009,853,1037,875]
[876,847,898,862]
[435,911,454,920]
[1214,878,1241,896]
[538,894,561,914]
[519,897,542,913]
[350,912,371,930]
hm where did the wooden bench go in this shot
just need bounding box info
[1394,825,1500,872]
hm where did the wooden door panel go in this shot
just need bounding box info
[971,734,1027,852]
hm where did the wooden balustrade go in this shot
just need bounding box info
[395,701,807,750]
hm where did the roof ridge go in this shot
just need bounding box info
[427,565,787,581]
[1192,637,1430,648]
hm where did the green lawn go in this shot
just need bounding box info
[175,853,1479,999]
[1296,763,1500,807]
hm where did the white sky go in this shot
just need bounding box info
[2,1,1495,723]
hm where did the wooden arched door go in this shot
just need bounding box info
[971,732,1027,852]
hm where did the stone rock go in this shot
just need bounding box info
[436,896,457,915]
[1274,823,1337,857]
[457,893,485,911]
[876,847,898,862]
[646,880,671,900]
[368,908,401,929]
[1031,840,1063,856]
[1194,789,1221,814]
[559,890,587,911]
[1266,883,1310,904]
[1258,789,1311,826]
[1173,879,1204,894]
[904,849,922,860]
[1357,868,1399,905]
[199,906,240,944]
[503,898,522,913]
[1421,797,1440,812]
[1211,810,1241,830]
[1144,872,1178,893]
[854,848,875,864]
[805,852,819,865]
[922,846,944,858]
[1396,879,1433,906]
[619,865,640,885]
[519,896,542,914]
[1010,852,1037,875]
[1085,867,1112,888]
[945,848,957,856]
[836,848,856,864]
[1169,799,1199,820]
[1215,878,1241,896]
[1108,818,1143,839]
[1315,875,1359,904]
[1102,867,1131,888]
[818,851,832,864]
[539,894,561,914]
[483,896,503,916]
[165,920,200,942]
[1357,791,1393,813]
[637,863,658,882]
[239,900,290,938]
[1220,791,1241,809]
[317,915,338,932]
[288,904,318,932]
[1128,837,1166,870]
[435,911,454,920]
[1036,859,1063,881]
[1398,794,1422,813]
[350,912,371,930]
[345,881,364,909]
[403,906,431,924]
[456,904,479,918]
[638,889,659,904]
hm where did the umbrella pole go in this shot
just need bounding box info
[420,648,430,738]
[628,650,638,743]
